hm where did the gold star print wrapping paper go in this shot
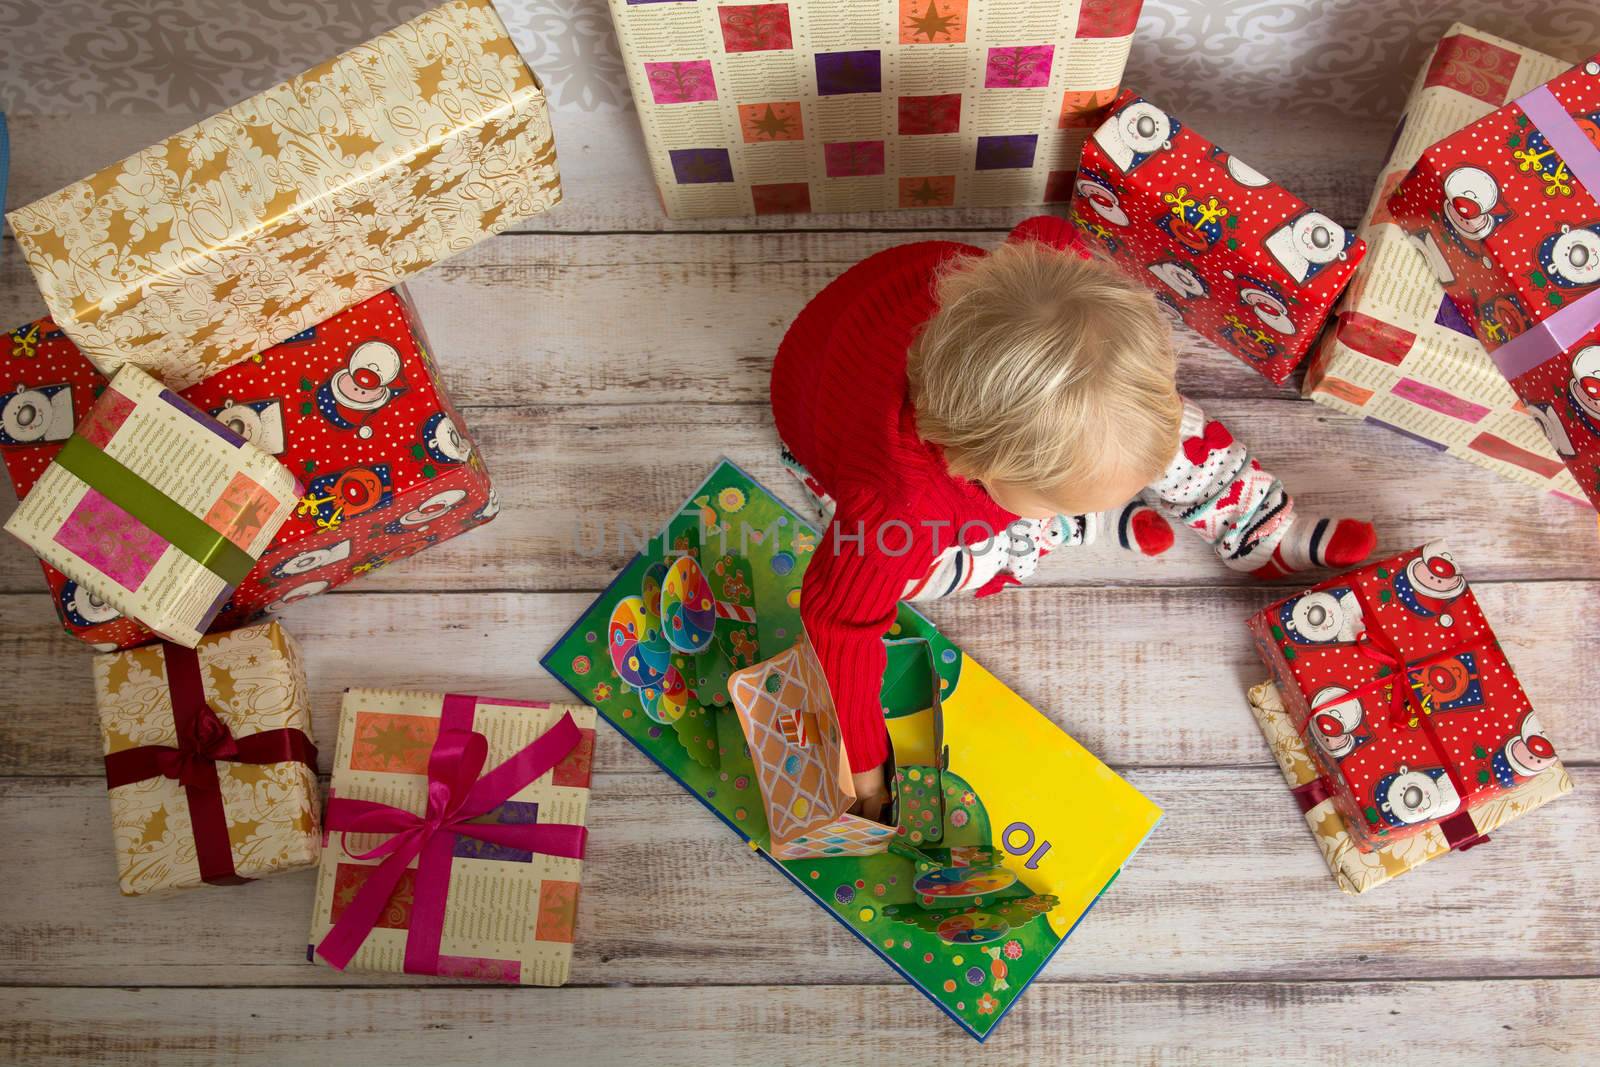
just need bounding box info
[94,622,321,895]
[5,0,562,388]
[1248,682,1572,894]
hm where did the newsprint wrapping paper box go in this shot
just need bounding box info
[5,364,298,646]
[308,690,595,986]
[1303,24,1585,502]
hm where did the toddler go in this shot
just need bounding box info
[770,215,1376,817]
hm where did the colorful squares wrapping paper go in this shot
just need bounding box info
[1304,24,1585,503]
[1071,90,1366,384]
[608,0,1144,218]
[94,622,320,895]
[0,288,497,651]
[1387,51,1600,510]
[1248,681,1573,895]
[308,690,595,986]
[5,364,298,647]
[4,0,561,387]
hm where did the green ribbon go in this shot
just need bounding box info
[54,435,256,586]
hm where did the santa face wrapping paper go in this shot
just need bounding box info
[4,0,561,388]
[1304,26,1586,503]
[307,690,595,986]
[1248,542,1559,852]
[1248,681,1572,895]
[0,288,496,651]
[94,621,320,895]
[1071,90,1367,383]
[4,365,299,647]
[1388,54,1600,508]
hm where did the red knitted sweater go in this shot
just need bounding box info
[770,215,1088,770]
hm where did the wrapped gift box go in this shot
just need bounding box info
[1388,53,1600,508]
[0,288,496,650]
[1304,26,1584,502]
[5,365,298,646]
[1247,542,1560,852]
[308,689,594,986]
[1071,90,1367,383]
[4,0,561,387]
[93,621,320,894]
[1248,681,1573,895]
[608,0,1143,219]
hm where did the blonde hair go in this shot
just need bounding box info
[907,238,1182,494]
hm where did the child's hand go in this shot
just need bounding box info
[851,764,891,824]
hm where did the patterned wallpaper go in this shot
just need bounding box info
[0,0,1596,117]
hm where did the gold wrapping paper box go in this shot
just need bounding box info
[1248,681,1573,895]
[94,622,321,895]
[5,0,562,387]
[307,689,595,986]
[4,364,298,647]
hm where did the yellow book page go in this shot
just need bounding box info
[890,656,1162,939]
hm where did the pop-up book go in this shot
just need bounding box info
[542,460,1161,1040]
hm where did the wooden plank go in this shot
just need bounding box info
[3,579,1600,780]
[1,399,1596,596]
[10,406,1597,592]
[0,228,1327,406]
[3,581,1595,777]
[2,979,1594,1065]
[1,771,1593,990]
[0,110,1391,234]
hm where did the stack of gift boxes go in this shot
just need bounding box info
[1,0,595,985]
[1057,27,1587,891]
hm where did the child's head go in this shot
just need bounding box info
[907,237,1182,519]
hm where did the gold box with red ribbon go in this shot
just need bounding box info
[1247,542,1560,853]
[1248,680,1574,894]
[92,621,320,895]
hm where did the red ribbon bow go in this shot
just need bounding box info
[103,642,319,886]
[1308,583,1486,804]
[315,703,588,975]
[1182,420,1235,465]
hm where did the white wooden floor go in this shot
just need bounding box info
[1,110,1596,1066]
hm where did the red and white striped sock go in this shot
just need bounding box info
[1250,516,1376,579]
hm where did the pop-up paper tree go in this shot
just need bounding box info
[605,500,760,769]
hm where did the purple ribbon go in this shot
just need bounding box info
[1488,84,1600,380]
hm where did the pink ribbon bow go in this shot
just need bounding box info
[315,706,588,974]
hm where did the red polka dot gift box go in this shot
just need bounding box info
[1071,90,1368,384]
[1387,54,1600,509]
[1247,542,1559,854]
[0,288,496,651]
